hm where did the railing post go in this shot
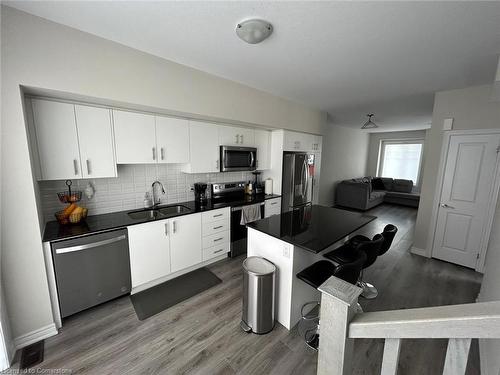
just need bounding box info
[317,276,363,375]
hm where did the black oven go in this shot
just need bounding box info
[230,203,265,258]
[220,146,257,172]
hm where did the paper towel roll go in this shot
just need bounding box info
[265,179,273,195]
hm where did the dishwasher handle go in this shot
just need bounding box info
[55,235,127,254]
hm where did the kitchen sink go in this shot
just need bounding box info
[127,209,163,220]
[157,205,192,216]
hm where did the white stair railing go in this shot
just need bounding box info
[316,276,500,375]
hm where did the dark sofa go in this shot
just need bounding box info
[335,177,420,210]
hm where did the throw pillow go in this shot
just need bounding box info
[371,178,386,191]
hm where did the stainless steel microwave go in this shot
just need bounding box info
[220,146,257,172]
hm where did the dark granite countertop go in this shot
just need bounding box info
[43,194,281,243]
[247,205,376,254]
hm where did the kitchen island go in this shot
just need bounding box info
[247,205,375,329]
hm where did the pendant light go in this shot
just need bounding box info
[361,114,378,129]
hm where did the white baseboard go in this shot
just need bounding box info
[14,323,57,349]
[410,246,429,257]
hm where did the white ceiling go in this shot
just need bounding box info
[5,1,500,132]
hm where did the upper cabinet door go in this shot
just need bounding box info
[75,105,117,178]
[155,116,190,164]
[113,110,156,164]
[31,99,82,180]
[254,129,271,170]
[184,121,219,173]
[218,125,255,146]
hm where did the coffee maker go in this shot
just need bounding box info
[251,171,264,194]
[193,183,208,204]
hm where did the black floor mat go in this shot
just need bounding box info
[130,267,222,320]
[20,341,44,369]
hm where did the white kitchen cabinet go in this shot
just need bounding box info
[183,121,220,173]
[311,135,322,152]
[218,125,255,146]
[254,129,271,170]
[128,220,171,288]
[113,110,157,164]
[201,207,230,260]
[284,131,322,152]
[155,116,190,164]
[31,99,117,180]
[75,105,117,178]
[264,197,282,218]
[169,213,202,273]
[31,99,83,180]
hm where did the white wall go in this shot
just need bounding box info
[410,84,500,375]
[366,130,428,184]
[478,199,500,375]
[318,125,369,206]
[414,84,500,253]
[0,6,326,344]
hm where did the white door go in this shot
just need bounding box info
[155,116,190,164]
[75,105,117,178]
[113,110,157,164]
[433,133,500,268]
[31,99,82,180]
[255,129,271,170]
[185,121,219,173]
[170,213,202,273]
[128,220,171,288]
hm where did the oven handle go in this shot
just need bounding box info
[231,202,265,212]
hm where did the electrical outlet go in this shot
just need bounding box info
[283,245,290,258]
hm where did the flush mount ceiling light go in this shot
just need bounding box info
[236,19,273,44]
[361,114,378,129]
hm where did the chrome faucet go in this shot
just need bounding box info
[151,180,165,206]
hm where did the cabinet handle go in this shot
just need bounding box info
[213,237,224,242]
[214,248,224,254]
[270,202,277,205]
[216,159,219,170]
[213,225,223,229]
[173,221,177,233]
[152,147,156,160]
[235,134,239,144]
[165,223,169,236]
[213,213,223,218]
[73,159,79,175]
[161,148,165,160]
[86,159,91,175]
[240,134,244,144]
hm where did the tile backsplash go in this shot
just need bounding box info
[38,164,254,223]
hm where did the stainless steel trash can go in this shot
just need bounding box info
[240,256,276,334]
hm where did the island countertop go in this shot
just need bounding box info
[247,205,376,254]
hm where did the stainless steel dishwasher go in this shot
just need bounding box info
[51,229,131,318]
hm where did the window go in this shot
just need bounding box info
[377,139,424,184]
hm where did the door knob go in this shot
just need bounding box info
[440,203,455,209]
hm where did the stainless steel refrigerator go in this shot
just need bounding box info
[281,152,315,212]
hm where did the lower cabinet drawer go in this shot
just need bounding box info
[202,219,229,237]
[203,242,230,261]
[203,231,230,249]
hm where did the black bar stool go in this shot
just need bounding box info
[324,234,384,299]
[379,224,398,256]
[296,252,367,350]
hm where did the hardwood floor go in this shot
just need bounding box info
[25,204,482,375]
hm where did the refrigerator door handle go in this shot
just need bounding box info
[302,159,308,200]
